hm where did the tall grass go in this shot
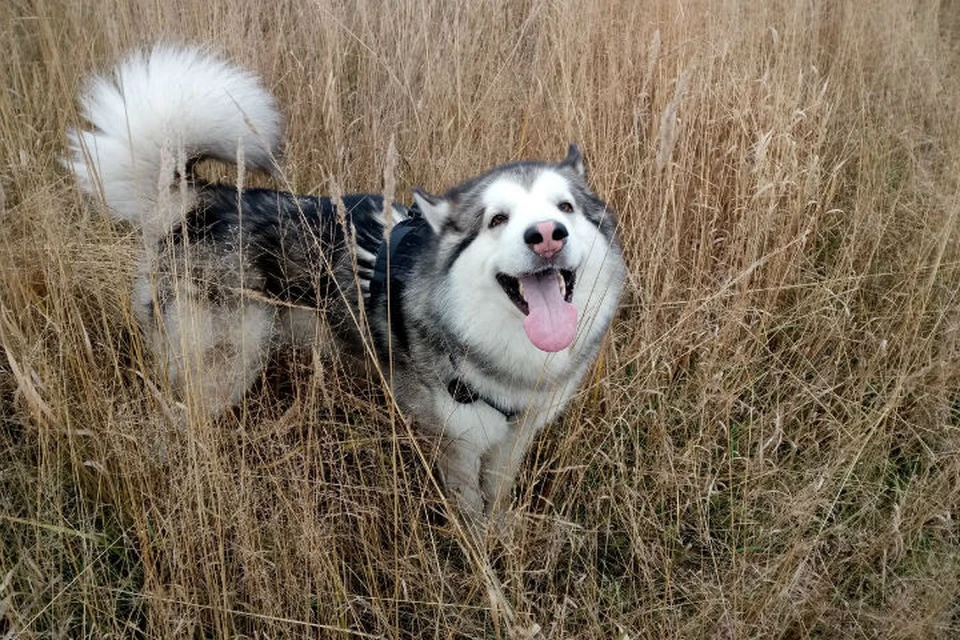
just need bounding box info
[2,0,959,637]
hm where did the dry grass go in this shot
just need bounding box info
[2,0,960,637]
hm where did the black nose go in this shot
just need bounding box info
[523,221,569,245]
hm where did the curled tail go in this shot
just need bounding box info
[66,45,282,240]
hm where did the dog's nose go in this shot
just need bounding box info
[524,220,568,259]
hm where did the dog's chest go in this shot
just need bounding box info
[450,353,584,423]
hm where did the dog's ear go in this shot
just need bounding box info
[412,187,450,234]
[561,143,585,177]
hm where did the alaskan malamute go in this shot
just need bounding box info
[67,46,625,517]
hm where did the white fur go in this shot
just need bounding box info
[66,45,282,241]
[431,391,513,513]
[160,297,275,416]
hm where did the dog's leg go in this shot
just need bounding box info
[156,296,275,416]
[482,423,540,516]
[437,438,485,518]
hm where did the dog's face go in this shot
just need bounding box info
[413,145,621,355]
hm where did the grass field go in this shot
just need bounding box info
[2,0,960,637]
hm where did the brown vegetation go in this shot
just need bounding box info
[1,0,959,637]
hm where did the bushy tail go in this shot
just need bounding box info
[66,45,282,239]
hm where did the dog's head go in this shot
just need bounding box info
[413,145,621,354]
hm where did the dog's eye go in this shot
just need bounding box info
[557,201,574,214]
[489,213,509,228]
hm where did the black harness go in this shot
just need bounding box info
[367,213,431,355]
[445,375,520,421]
[368,209,519,421]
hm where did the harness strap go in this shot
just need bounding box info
[368,213,431,355]
[446,376,519,421]
[369,216,425,305]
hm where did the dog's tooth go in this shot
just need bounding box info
[557,271,565,295]
[518,281,526,300]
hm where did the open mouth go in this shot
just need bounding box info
[496,269,576,315]
[495,269,578,353]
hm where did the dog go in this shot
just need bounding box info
[66,45,625,517]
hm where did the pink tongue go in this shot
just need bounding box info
[518,273,578,352]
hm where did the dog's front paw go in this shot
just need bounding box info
[483,504,527,543]
[450,484,485,522]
